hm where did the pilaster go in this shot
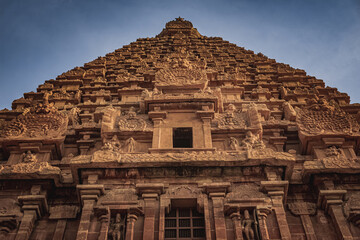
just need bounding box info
[261,180,291,240]
[76,182,105,240]
[94,206,110,240]
[257,207,272,240]
[202,182,230,240]
[15,186,48,240]
[287,202,317,240]
[317,190,353,240]
[125,208,142,240]
[136,183,165,240]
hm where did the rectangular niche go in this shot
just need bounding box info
[173,127,193,148]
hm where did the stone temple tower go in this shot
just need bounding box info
[0,17,360,240]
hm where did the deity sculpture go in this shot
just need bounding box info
[108,213,126,240]
[325,146,342,158]
[241,131,265,150]
[102,135,122,152]
[229,137,240,150]
[68,107,81,127]
[242,210,259,240]
[22,151,37,163]
[125,137,136,153]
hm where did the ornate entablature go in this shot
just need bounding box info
[1,17,360,240]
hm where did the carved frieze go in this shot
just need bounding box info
[117,107,152,132]
[154,52,208,87]
[296,100,360,136]
[0,151,60,175]
[212,104,246,129]
[226,183,268,201]
[1,103,68,139]
[167,185,202,197]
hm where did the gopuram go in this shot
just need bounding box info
[0,17,360,240]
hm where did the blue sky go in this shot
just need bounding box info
[0,0,360,109]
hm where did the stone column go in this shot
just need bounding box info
[53,220,67,240]
[203,182,230,240]
[203,196,212,240]
[125,213,138,240]
[229,212,243,240]
[76,184,105,240]
[94,206,110,240]
[196,110,214,149]
[49,205,79,240]
[158,198,169,240]
[15,193,48,240]
[287,202,317,240]
[136,183,165,240]
[317,190,353,240]
[15,210,37,240]
[261,181,291,240]
[148,111,166,149]
[257,207,272,240]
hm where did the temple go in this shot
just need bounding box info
[1,17,360,240]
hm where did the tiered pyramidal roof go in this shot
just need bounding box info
[9,17,352,112]
[1,18,360,240]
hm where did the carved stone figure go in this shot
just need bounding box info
[125,137,136,153]
[102,135,122,152]
[22,151,37,163]
[241,131,265,150]
[229,137,240,150]
[242,210,258,240]
[108,213,126,240]
[325,146,342,157]
[68,107,81,127]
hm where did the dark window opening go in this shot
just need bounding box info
[165,208,205,239]
[173,128,193,148]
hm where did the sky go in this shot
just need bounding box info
[0,0,360,109]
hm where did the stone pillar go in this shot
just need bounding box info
[152,118,162,148]
[76,184,105,240]
[15,210,37,240]
[203,182,230,240]
[15,192,48,240]
[317,190,353,240]
[49,205,79,240]
[257,207,272,240]
[196,110,214,149]
[94,206,110,240]
[287,202,317,240]
[149,111,166,149]
[125,213,138,240]
[229,212,243,240]
[261,181,291,240]
[158,198,169,240]
[203,196,212,240]
[53,220,67,240]
[136,183,165,240]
